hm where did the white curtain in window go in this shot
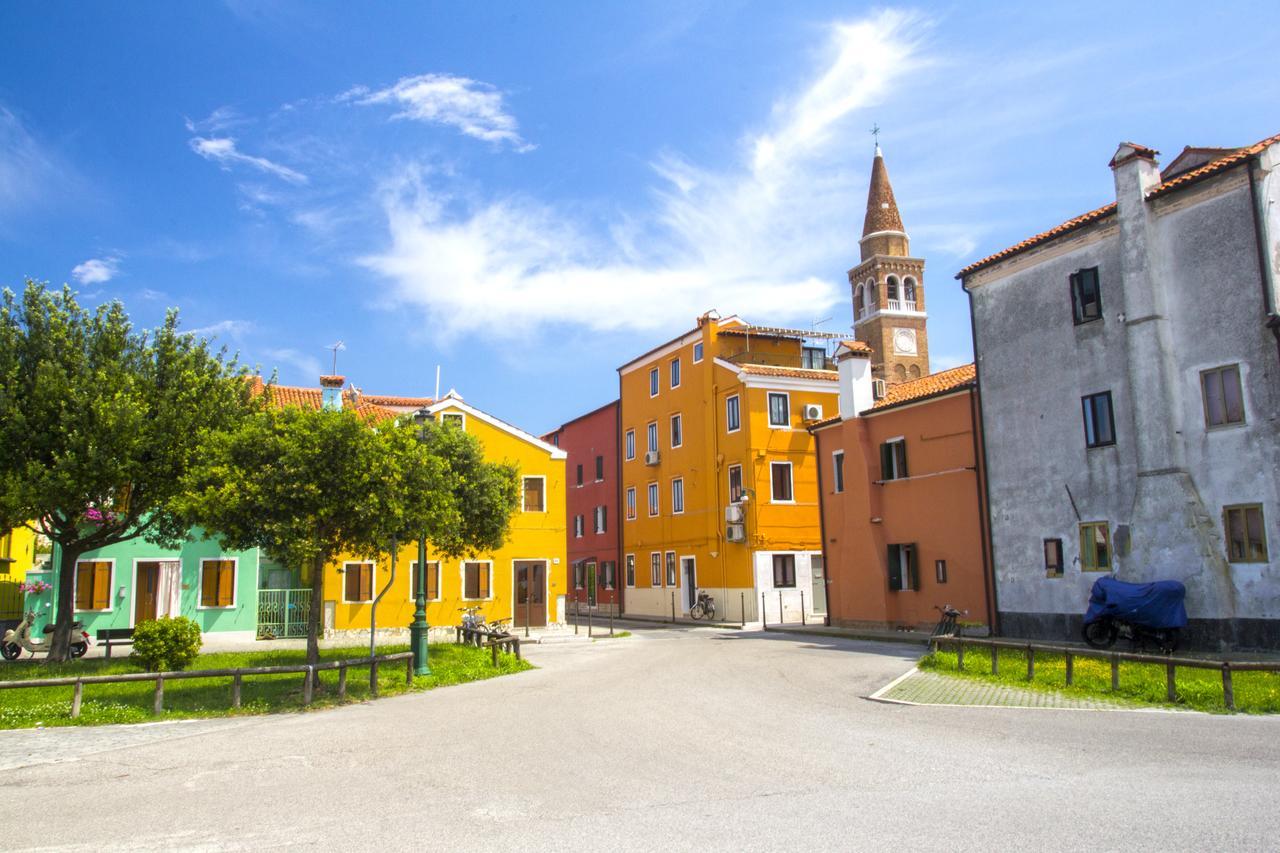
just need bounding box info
[157,560,182,617]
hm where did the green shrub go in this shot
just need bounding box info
[132,617,203,671]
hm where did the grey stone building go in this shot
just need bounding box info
[958,132,1280,648]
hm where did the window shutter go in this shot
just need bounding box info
[203,563,219,607]
[361,565,372,601]
[887,546,902,591]
[75,563,92,610]
[480,565,490,598]
[93,563,110,610]
[1069,272,1082,323]
[880,443,893,480]
[218,562,234,606]
[898,443,909,479]
[907,545,920,591]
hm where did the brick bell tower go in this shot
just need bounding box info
[848,144,930,385]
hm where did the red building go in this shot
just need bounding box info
[544,401,622,616]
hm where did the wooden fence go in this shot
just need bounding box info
[0,651,414,719]
[933,635,1280,711]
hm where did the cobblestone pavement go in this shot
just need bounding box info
[875,667,1146,710]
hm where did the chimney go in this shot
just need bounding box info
[319,375,345,411]
[835,342,874,418]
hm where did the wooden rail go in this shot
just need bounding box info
[933,635,1280,711]
[0,651,414,718]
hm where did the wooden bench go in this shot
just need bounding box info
[96,627,135,659]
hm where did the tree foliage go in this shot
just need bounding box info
[0,281,258,660]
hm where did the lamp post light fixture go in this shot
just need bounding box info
[410,407,433,676]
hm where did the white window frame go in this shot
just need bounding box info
[73,558,116,613]
[670,413,683,448]
[665,550,677,587]
[767,391,791,429]
[521,475,547,513]
[340,560,376,605]
[671,477,684,515]
[440,412,466,430]
[648,481,660,516]
[647,421,658,452]
[594,505,607,534]
[625,429,636,461]
[725,394,741,433]
[728,463,743,503]
[573,514,584,538]
[625,554,636,588]
[670,357,681,389]
[197,557,239,610]
[693,342,704,363]
[770,461,795,504]
[408,560,441,601]
[832,450,845,494]
[626,486,637,520]
[649,367,660,397]
[884,436,907,481]
[461,559,494,601]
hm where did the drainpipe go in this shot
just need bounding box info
[963,282,1001,635]
[1246,156,1280,363]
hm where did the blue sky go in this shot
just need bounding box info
[2,2,1276,433]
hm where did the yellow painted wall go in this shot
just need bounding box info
[323,401,567,631]
[1,526,40,581]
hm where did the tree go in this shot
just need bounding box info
[0,281,258,660]
[179,404,519,673]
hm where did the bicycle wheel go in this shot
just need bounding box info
[689,603,703,620]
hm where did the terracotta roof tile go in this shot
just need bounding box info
[1146,131,1280,199]
[359,393,435,408]
[809,414,842,430]
[956,203,1117,278]
[252,380,400,421]
[736,364,838,382]
[870,363,975,411]
[837,340,873,354]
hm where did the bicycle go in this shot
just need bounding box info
[931,604,964,639]
[689,590,716,621]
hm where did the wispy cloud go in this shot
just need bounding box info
[262,346,323,380]
[184,106,250,135]
[71,255,121,285]
[360,10,928,338]
[187,319,255,340]
[344,73,533,151]
[189,136,308,184]
[0,105,70,225]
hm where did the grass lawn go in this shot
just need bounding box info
[0,642,532,729]
[593,631,631,640]
[920,646,1280,714]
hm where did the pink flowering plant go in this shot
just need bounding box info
[19,580,52,595]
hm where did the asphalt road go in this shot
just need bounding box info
[2,626,1277,852]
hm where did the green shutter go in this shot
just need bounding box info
[887,545,902,591]
[880,443,892,480]
[907,545,920,591]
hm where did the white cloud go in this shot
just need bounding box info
[187,319,255,340]
[71,256,120,285]
[189,136,308,184]
[360,10,928,338]
[184,106,248,134]
[0,105,68,224]
[347,73,533,151]
[262,346,324,380]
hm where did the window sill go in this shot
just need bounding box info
[74,608,113,614]
[771,499,796,505]
[1085,442,1116,450]
[196,604,237,611]
[1072,317,1104,328]
[1205,421,1248,432]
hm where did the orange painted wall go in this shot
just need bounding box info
[814,389,992,630]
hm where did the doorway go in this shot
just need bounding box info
[586,560,598,607]
[135,561,161,625]
[513,561,547,628]
[810,554,827,615]
[681,557,696,610]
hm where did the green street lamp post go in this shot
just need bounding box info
[410,408,432,676]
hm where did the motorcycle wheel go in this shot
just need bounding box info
[0,642,21,661]
[1159,629,1180,655]
[1082,620,1118,649]
[70,642,88,659]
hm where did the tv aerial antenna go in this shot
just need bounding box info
[327,341,345,374]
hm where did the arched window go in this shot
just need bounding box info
[908,364,922,379]
[903,277,917,306]
[886,276,900,302]
[853,284,863,319]
[866,279,877,311]
[893,363,908,382]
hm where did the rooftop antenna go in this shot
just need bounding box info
[327,341,345,374]
[434,365,441,402]
[811,316,834,353]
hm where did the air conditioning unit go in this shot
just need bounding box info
[802,403,824,421]
[725,523,746,543]
[725,504,744,524]
[644,450,661,466]
[872,378,887,400]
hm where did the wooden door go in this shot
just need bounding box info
[513,561,547,627]
[135,562,161,624]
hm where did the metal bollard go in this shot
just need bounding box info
[778,590,783,624]
[575,597,580,635]
[671,591,675,623]
[761,592,767,628]
[740,592,745,628]
[800,590,806,626]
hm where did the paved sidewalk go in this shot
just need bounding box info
[873,668,1145,710]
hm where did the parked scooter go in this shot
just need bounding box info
[1081,577,1186,654]
[1,611,90,660]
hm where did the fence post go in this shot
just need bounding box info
[406,654,414,685]
[1110,654,1120,691]
[153,675,164,715]
[990,645,998,675]
[1065,652,1074,687]
[232,673,243,708]
[956,641,964,672]
[1222,663,1235,711]
[800,590,806,626]
[1025,645,1034,681]
[303,667,314,705]
[761,592,767,628]
[491,641,499,667]
[513,637,522,661]
[71,680,83,718]
[1166,662,1176,703]
[370,658,380,697]
[338,663,348,698]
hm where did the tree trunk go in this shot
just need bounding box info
[306,553,325,673]
[47,543,85,663]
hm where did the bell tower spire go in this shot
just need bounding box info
[860,144,908,261]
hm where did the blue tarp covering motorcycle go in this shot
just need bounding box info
[1082,577,1187,653]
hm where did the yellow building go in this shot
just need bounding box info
[619,314,841,623]
[1,526,40,581]
[323,392,568,634]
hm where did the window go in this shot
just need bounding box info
[670,357,681,389]
[670,413,682,448]
[728,464,743,503]
[595,455,605,481]
[770,462,793,502]
[625,554,636,587]
[671,477,684,514]
[74,560,112,611]
[576,464,584,487]
[1224,505,1268,563]
[665,551,677,586]
[625,429,635,461]
[342,561,373,603]
[887,544,919,591]
[574,514,584,538]
[832,451,845,494]
[772,554,796,588]
[522,476,546,512]
[1202,364,1245,427]
[649,367,659,397]
[880,438,908,480]
[767,392,790,428]
[410,561,440,600]
[594,505,607,534]
[441,412,465,429]
[693,342,704,362]
[551,433,559,447]
[601,561,616,590]
[573,562,584,589]
[626,486,637,520]
[463,561,491,599]
[648,482,659,516]
[802,346,826,370]
[1070,267,1102,324]
[650,553,661,586]
[935,560,948,584]
[725,395,741,432]
[647,422,658,452]
[1082,392,1116,448]
[1079,522,1111,572]
[200,559,236,607]
[1044,539,1064,578]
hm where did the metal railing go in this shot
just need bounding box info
[722,350,834,371]
[257,588,312,638]
[0,651,413,718]
[886,298,917,312]
[932,635,1280,711]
